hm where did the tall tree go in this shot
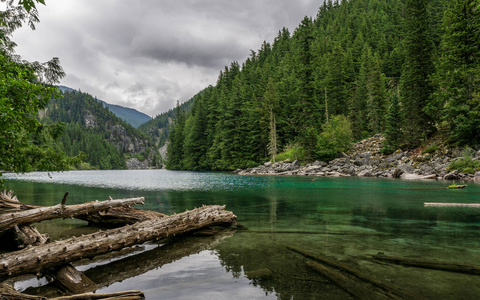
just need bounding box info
[1,0,73,178]
[166,102,186,170]
[400,0,436,148]
[434,0,480,143]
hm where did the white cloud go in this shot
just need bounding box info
[12,0,321,116]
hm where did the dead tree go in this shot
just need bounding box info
[0,197,145,233]
[0,205,236,280]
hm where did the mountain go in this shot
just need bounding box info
[57,86,152,128]
[41,89,160,170]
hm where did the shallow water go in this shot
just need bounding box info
[3,170,480,299]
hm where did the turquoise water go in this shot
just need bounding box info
[3,170,480,299]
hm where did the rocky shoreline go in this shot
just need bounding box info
[237,135,480,182]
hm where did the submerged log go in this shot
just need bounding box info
[0,197,145,233]
[0,205,236,281]
[371,254,480,275]
[46,264,97,294]
[306,260,386,300]
[287,246,424,299]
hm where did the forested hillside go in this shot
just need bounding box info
[166,0,480,171]
[139,98,194,148]
[40,90,159,169]
[58,86,152,128]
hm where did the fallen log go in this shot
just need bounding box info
[0,191,159,227]
[0,197,145,233]
[0,283,144,300]
[0,205,236,281]
[24,231,234,297]
[287,246,424,299]
[306,260,386,300]
[424,202,480,208]
[45,263,97,294]
[77,206,166,227]
[370,254,480,275]
[51,291,144,300]
[0,190,38,211]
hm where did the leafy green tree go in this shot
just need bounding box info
[1,0,74,177]
[315,115,353,161]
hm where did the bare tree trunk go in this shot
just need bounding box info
[0,205,236,281]
[0,197,145,233]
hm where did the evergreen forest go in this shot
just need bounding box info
[164,0,480,171]
[41,90,156,170]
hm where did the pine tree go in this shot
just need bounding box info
[384,93,403,151]
[400,0,436,148]
[434,0,480,143]
[166,102,186,170]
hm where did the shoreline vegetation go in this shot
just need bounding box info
[236,135,480,183]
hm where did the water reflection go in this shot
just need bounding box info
[5,171,480,299]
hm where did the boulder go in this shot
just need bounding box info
[444,170,460,180]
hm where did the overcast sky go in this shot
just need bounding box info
[12,0,321,117]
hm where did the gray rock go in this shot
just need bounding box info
[264,161,272,167]
[312,160,327,167]
[444,170,460,180]
[392,168,403,178]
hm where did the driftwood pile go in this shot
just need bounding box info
[0,190,237,299]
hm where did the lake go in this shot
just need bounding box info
[3,170,480,299]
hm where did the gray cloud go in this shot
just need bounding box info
[12,0,321,116]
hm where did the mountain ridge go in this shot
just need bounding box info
[57,85,152,128]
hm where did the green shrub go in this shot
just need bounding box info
[314,115,353,161]
[422,144,440,154]
[274,145,306,162]
[447,148,480,174]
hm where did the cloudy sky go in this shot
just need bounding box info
[13,0,321,117]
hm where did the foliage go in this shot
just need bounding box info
[434,0,480,144]
[314,115,353,161]
[274,145,306,162]
[0,1,77,179]
[383,93,403,152]
[40,90,156,170]
[400,0,436,148]
[447,148,480,174]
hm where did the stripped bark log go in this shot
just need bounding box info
[0,282,46,299]
[0,197,145,233]
[77,207,166,227]
[0,191,159,227]
[50,291,144,300]
[370,254,480,275]
[0,205,236,281]
[0,283,144,300]
[0,190,38,211]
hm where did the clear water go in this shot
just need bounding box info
[3,170,480,299]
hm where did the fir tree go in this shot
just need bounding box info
[400,0,436,147]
